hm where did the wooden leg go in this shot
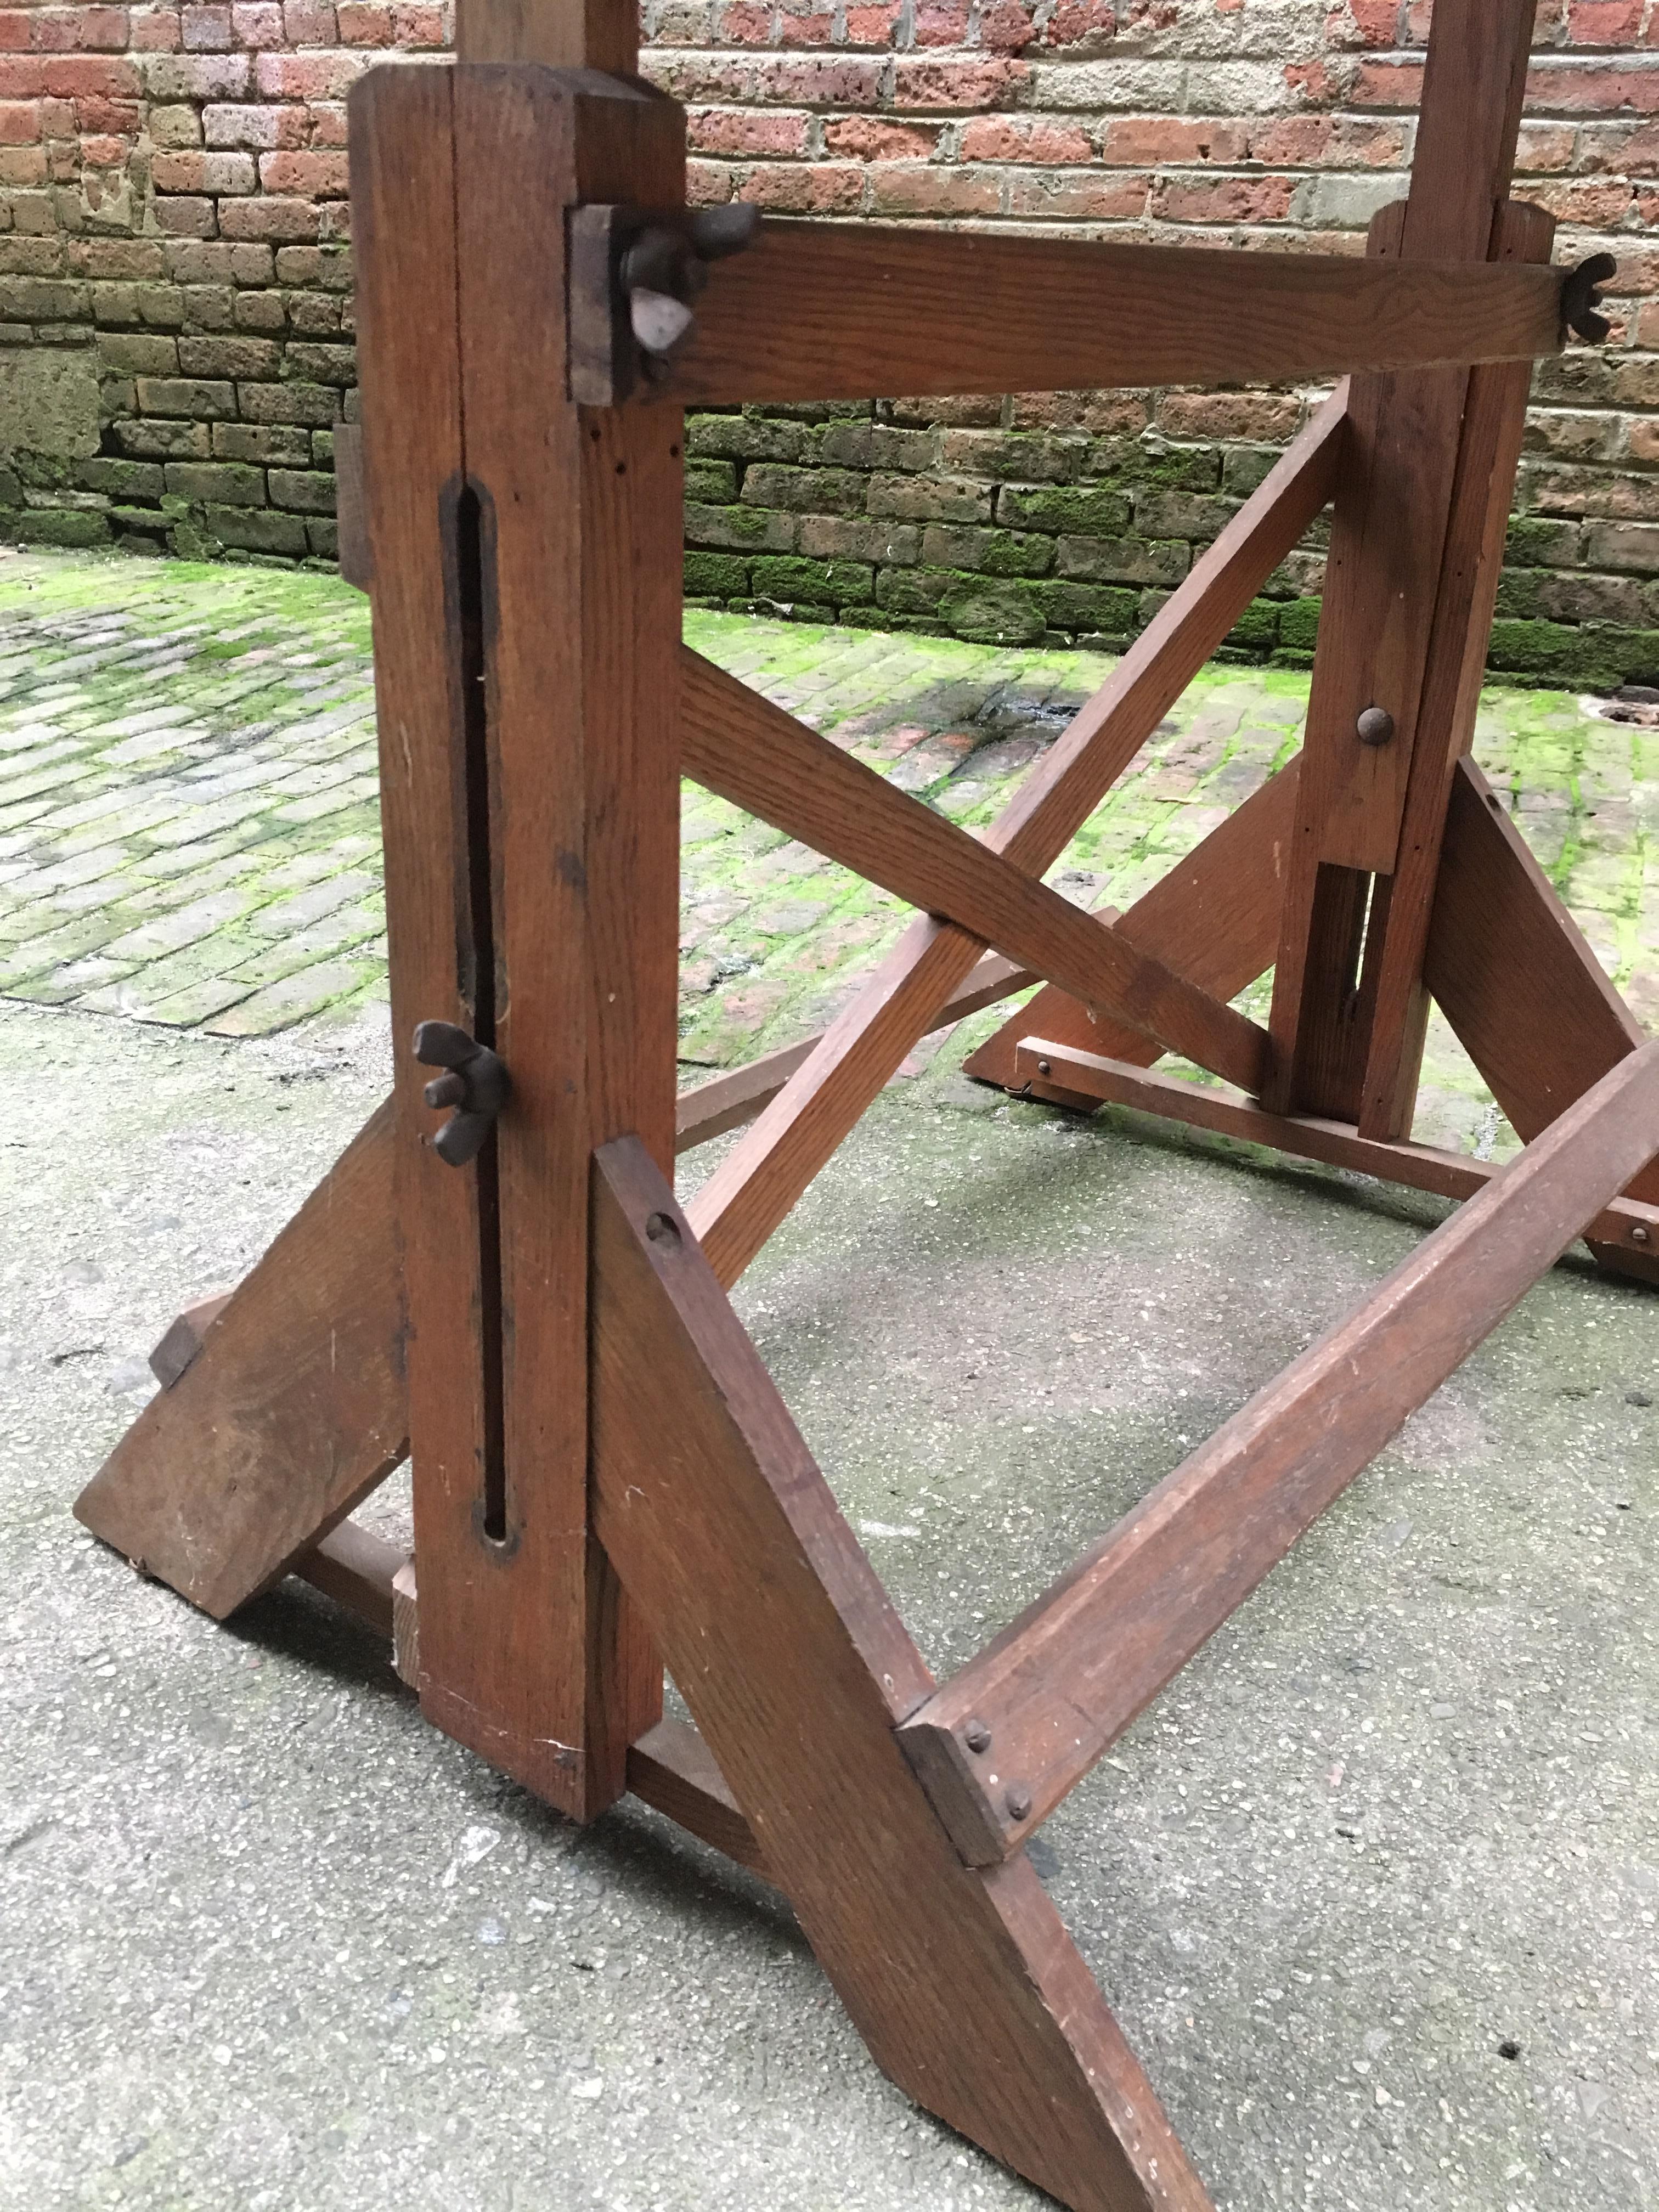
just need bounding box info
[353,60,681,1818]
[592,1136,1211,2212]
[74,1102,405,1618]
[963,759,1299,1091]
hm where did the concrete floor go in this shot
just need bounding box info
[2,995,1656,2212]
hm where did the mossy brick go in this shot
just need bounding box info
[1505,516,1583,568]
[134,376,236,419]
[1222,445,1288,499]
[746,400,872,425]
[729,596,837,628]
[866,473,994,524]
[76,458,165,499]
[113,417,212,459]
[237,380,339,426]
[685,501,796,554]
[97,331,180,376]
[284,341,356,385]
[994,484,1133,537]
[1226,597,1281,650]
[268,469,335,515]
[310,429,334,464]
[305,519,337,558]
[8,507,111,548]
[179,334,285,382]
[212,422,309,464]
[687,411,810,465]
[0,277,91,319]
[1494,568,1544,621]
[1088,436,1223,492]
[685,551,751,596]
[749,556,874,605]
[798,515,921,566]
[1134,487,1238,539]
[1055,534,1189,588]
[874,566,955,616]
[1488,618,1659,690]
[741,464,867,517]
[0,466,21,509]
[1030,580,1140,634]
[938,577,1047,645]
[163,461,266,507]
[110,505,170,534]
[937,430,1084,484]
[684,458,736,503]
[816,422,939,473]
[234,289,288,334]
[919,524,1054,578]
[1278,596,1322,651]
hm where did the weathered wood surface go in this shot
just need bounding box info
[591,1137,1211,2211]
[682,650,1267,1091]
[660,223,1565,407]
[293,1517,405,1639]
[687,389,1347,1286]
[626,1717,770,1877]
[901,1037,1659,1863]
[74,1101,407,1616]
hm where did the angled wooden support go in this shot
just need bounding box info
[900,1039,1659,1865]
[594,221,1570,408]
[681,650,1268,1091]
[687,386,1347,1287]
[592,1136,1211,2212]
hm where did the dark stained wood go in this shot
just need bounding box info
[661,224,1564,408]
[74,1102,407,1618]
[682,650,1268,1092]
[591,1136,1212,2211]
[331,422,371,591]
[1427,759,1659,1224]
[687,390,1346,1286]
[901,1036,1659,1864]
[293,1517,405,1639]
[964,761,1300,1091]
[626,1717,771,1877]
[147,1285,232,1390]
[1358,201,1558,1139]
[1009,1041,1659,1263]
[676,950,1032,1153]
[456,0,637,71]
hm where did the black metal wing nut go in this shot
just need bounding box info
[1562,252,1618,346]
[622,203,762,378]
[412,1020,510,1168]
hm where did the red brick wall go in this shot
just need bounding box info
[4,0,1659,681]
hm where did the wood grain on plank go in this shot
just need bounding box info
[592,1136,1212,2212]
[626,1717,770,1877]
[74,1099,406,1617]
[1008,1043,1659,1262]
[662,224,1564,407]
[687,389,1347,1286]
[901,1036,1659,1864]
[293,1517,405,1640]
[681,650,1268,1091]
[962,760,1300,1091]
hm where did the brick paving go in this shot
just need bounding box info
[1,545,1655,1160]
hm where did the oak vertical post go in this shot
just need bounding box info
[351,43,683,1819]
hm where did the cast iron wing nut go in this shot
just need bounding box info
[412,1020,510,1168]
[623,204,761,377]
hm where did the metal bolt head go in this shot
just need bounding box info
[1036,1059,1052,1077]
[1356,706,1396,748]
[963,1718,992,1755]
[1005,1784,1032,1823]
[1633,1224,1651,1246]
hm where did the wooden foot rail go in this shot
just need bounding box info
[900,1038,1659,1865]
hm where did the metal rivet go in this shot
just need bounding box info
[1005,1784,1032,1823]
[1356,706,1395,748]
[1037,1059,1052,1077]
[646,1211,681,1247]
[963,1718,992,1754]
[1633,1224,1651,1246]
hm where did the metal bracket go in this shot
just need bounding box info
[1561,252,1617,346]
[568,202,760,406]
[413,1020,510,1167]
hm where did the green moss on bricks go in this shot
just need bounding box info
[995,485,1133,537]
[1279,597,1322,652]
[685,551,751,597]
[684,459,737,503]
[8,509,113,549]
[749,556,875,606]
[1227,598,1280,650]
[1488,618,1659,690]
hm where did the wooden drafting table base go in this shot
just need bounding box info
[70,3,1659,2208]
